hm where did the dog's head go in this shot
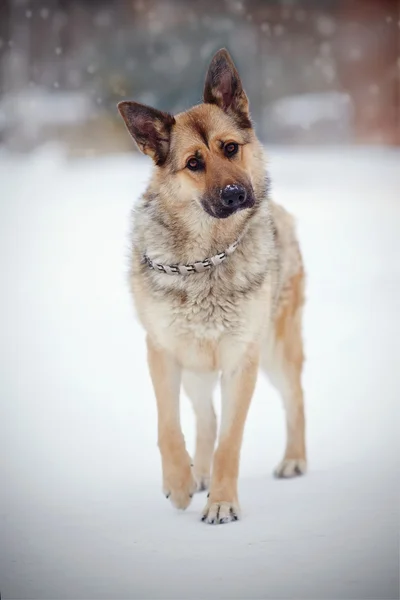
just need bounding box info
[118,49,265,220]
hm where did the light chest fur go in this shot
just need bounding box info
[129,198,285,371]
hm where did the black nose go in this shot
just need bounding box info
[221,184,247,209]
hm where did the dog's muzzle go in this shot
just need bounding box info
[221,184,247,211]
[201,184,255,219]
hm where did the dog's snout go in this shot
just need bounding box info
[203,182,254,219]
[221,184,247,209]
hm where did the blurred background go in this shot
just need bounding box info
[0,0,399,154]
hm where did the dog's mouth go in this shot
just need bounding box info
[200,187,256,220]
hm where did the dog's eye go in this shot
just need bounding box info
[187,157,202,171]
[224,142,239,158]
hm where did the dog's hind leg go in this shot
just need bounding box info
[262,269,307,478]
[182,371,218,492]
[147,336,197,509]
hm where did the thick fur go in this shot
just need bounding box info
[118,49,306,525]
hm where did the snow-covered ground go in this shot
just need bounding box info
[0,145,399,599]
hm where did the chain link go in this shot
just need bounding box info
[143,237,241,276]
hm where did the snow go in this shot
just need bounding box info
[0,145,399,599]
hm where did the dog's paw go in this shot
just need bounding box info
[274,458,307,479]
[196,477,210,493]
[194,472,210,493]
[201,500,240,525]
[163,463,197,510]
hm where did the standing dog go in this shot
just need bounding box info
[118,49,306,524]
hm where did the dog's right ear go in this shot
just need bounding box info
[117,101,175,166]
[203,49,251,128]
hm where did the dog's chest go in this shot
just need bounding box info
[175,281,241,334]
[159,277,244,334]
[139,269,269,371]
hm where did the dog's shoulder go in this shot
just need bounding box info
[269,199,304,311]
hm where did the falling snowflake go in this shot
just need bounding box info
[94,10,112,28]
[319,42,332,57]
[260,22,270,34]
[227,1,245,16]
[273,24,285,37]
[321,64,336,84]
[295,9,306,23]
[348,47,362,61]
[316,15,336,37]
[368,84,380,96]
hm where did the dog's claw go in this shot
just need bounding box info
[201,501,240,525]
[274,458,307,479]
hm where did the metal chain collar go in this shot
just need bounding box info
[143,238,241,276]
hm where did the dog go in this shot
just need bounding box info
[117,48,306,525]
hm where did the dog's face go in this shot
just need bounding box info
[118,49,263,220]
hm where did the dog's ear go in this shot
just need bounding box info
[117,101,175,165]
[203,48,250,127]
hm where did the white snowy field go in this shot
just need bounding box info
[0,145,399,600]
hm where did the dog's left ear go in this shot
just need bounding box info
[203,48,251,127]
[117,101,175,166]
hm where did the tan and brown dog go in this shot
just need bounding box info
[118,49,306,524]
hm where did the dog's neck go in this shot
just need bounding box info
[142,233,244,275]
[180,214,250,260]
[138,193,255,264]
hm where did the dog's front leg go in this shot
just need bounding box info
[202,342,259,524]
[147,336,197,509]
